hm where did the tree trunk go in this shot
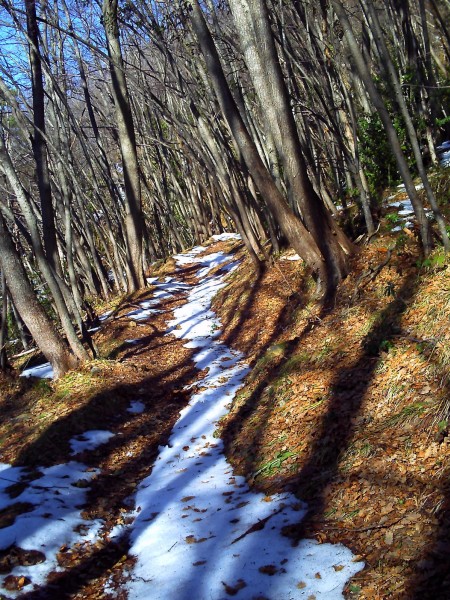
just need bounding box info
[189,0,333,293]
[360,0,449,250]
[331,0,432,255]
[228,0,353,291]
[0,271,9,371]
[102,0,144,292]
[0,212,77,378]
[24,0,61,275]
[0,135,89,360]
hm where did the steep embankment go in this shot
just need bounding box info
[213,234,450,599]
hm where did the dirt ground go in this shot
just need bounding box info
[1,234,450,598]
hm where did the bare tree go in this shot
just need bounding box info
[0,211,77,378]
[102,0,145,291]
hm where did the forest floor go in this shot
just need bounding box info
[1,198,450,598]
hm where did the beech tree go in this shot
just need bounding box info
[227,0,354,291]
[0,212,77,378]
[102,0,145,291]
[0,0,449,369]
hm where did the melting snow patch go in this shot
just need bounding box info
[174,246,207,267]
[122,242,364,599]
[281,253,302,261]
[127,401,146,415]
[437,140,450,152]
[440,150,450,167]
[0,462,102,594]
[70,430,115,455]
[20,362,53,379]
[389,198,415,211]
[99,310,113,322]
[127,307,162,321]
[211,233,241,242]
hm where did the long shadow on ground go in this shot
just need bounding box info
[1,244,250,598]
[221,271,420,587]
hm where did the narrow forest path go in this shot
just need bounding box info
[0,236,363,599]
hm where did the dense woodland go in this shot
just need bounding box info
[0,0,450,377]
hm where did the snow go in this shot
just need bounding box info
[211,233,241,242]
[126,307,162,321]
[7,238,363,598]
[281,253,302,261]
[0,461,103,595]
[146,276,159,284]
[437,140,450,166]
[126,277,191,321]
[395,182,424,192]
[437,140,450,152]
[99,310,113,322]
[147,277,191,299]
[439,149,450,167]
[124,242,363,599]
[127,401,146,415]
[20,362,53,379]
[386,196,430,231]
[69,430,115,455]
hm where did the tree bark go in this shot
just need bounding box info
[0,271,9,371]
[24,0,61,275]
[102,0,145,292]
[0,134,89,360]
[0,212,77,378]
[360,0,448,250]
[331,0,432,255]
[228,0,353,290]
[189,0,333,292]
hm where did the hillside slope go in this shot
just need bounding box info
[0,232,449,599]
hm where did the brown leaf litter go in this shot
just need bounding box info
[1,234,450,598]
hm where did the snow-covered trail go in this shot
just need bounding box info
[121,236,364,599]
[2,235,363,598]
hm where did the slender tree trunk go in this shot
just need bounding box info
[361,0,449,249]
[189,0,333,292]
[0,135,89,360]
[0,271,9,371]
[24,0,61,275]
[0,212,77,378]
[10,298,32,351]
[102,0,144,292]
[331,0,432,255]
[220,0,353,292]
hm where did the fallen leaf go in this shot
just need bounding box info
[3,574,31,591]
[221,578,247,596]
[258,564,277,575]
[385,531,394,545]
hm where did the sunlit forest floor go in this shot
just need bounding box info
[2,210,450,598]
